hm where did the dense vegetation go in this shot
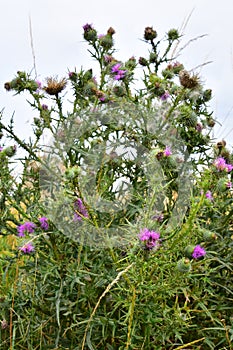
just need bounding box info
[0,23,233,349]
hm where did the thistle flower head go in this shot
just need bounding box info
[192,245,206,259]
[44,76,67,96]
[39,217,49,231]
[144,26,157,41]
[138,228,160,250]
[179,70,200,89]
[17,221,36,237]
[163,146,172,157]
[19,242,35,254]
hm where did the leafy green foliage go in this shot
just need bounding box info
[0,23,233,349]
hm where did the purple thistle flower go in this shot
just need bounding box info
[114,70,127,80]
[213,157,233,172]
[192,245,206,259]
[111,63,121,73]
[19,242,34,254]
[83,23,93,32]
[39,217,49,231]
[163,146,172,157]
[226,181,232,188]
[214,157,226,171]
[36,80,42,89]
[104,55,114,63]
[99,96,106,102]
[111,63,127,80]
[0,146,3,152]
[138,228,160,250]
[160,92,170,101]
[17,222,36,237]
[226,163,233,172]
[73,198,89,221]
[205,190,213,201]
[195,122,203,132]
[42,104,48,110]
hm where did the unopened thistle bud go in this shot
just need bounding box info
[202,89,212,102]
[2,145,17,157]
[184,245,195,259]
[206,117,215,128]
[177,258,191,273]
[138,57,148,67]
[172,62,184,74]
[83,23,97,42]
[99,34,114,50]
[167,28,179,41]
[202,229,217,241]
[149,52,158,63]
[162,68,174,79]
[64,166,80,180]
[113,85,125,97]
[144,26,157,41]
[68,71,78,82]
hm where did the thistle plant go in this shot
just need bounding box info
[0,23,233,350]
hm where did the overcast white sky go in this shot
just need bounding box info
[1,0,233,147]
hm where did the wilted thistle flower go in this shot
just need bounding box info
[206,117,216,127]
[44,76,67,96]
[179,69,200,89]
[144,26,157,41]
[107,27,115,35]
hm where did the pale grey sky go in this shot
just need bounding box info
[1,0,233,146]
